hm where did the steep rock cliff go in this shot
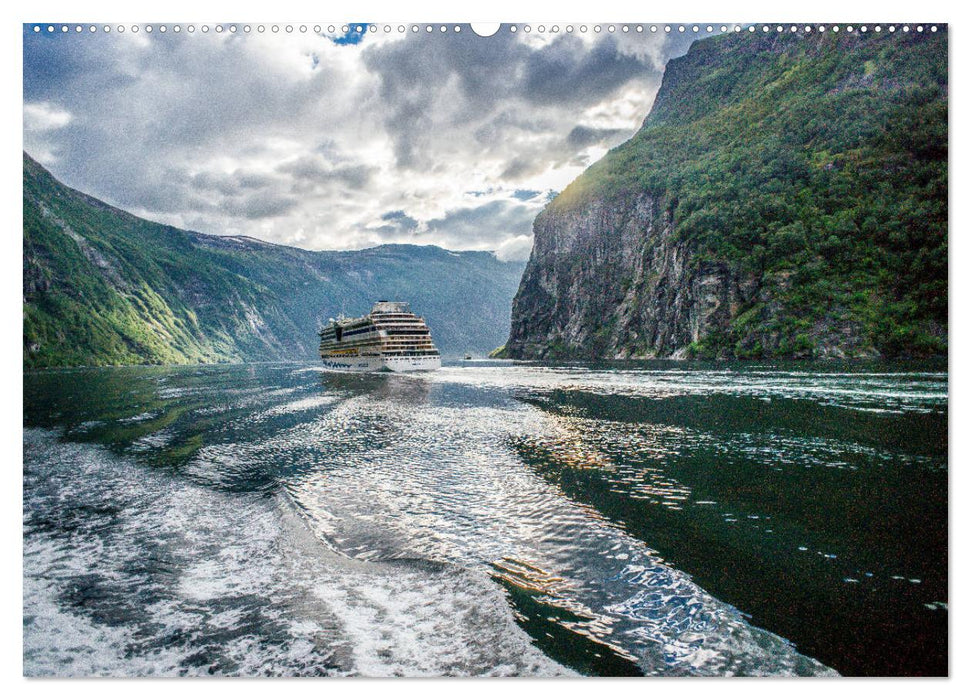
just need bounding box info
[507,29,947,360]
[510,193,762,359]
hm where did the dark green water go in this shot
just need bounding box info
[23,360,946,676]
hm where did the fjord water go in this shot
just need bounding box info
[23,360,946,676]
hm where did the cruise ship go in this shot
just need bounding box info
[318,301,442,372]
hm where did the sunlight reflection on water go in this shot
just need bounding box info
[23,360,946,676]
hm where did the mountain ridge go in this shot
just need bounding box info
[23,152,526,368]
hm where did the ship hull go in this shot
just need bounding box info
[320,355,441,373]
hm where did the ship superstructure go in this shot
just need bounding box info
[318,301,442,372]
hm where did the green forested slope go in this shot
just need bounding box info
[23,153,525,368]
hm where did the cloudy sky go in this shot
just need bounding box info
[23,23,694,260]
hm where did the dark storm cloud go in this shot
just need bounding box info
[23,29,137,98]
[365,200,535,252]
[500,157,543,180]
[382,210,419,225]
[522,35,650,105]
[360,30,678,171]
[424,200,535,243]
[566,125,629,148]
[361,29,522,114]
[23,28,344,213]
[370,209,421,237]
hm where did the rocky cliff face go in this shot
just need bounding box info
[507,29,947,361]
[510,193,761,359]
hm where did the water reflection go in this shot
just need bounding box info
[320,370,432,405]
[23,360,945,676]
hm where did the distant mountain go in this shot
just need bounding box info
[506,29,947,360]
[23,153,525,368]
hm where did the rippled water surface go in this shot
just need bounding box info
[23,360,947,676]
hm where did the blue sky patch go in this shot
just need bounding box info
[332,24,368,46]
[512,189,542,201]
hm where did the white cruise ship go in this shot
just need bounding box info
[318,301,442,372]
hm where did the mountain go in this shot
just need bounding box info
[23,153,526,368]
[505,29,947,361]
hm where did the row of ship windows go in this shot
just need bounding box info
[320,336,431,345]
[382,350,440,356]
[320,342,436,350]
[320,336,434,344]
[321,350,440,357]
[320,327,431,340]
[320,325,376,340]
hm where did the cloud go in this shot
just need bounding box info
[368,209,420,238]
[500,157,544,181]
[23,102,72,131]
[277,156,377,189]
[495,235,534,261]
[566,125,629,148]
[359,30,672,175]
[423,200,536,244]
[228,192,299,220]
[521,35,652,105]
[22,24,694,255]
[364,199,536,255]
